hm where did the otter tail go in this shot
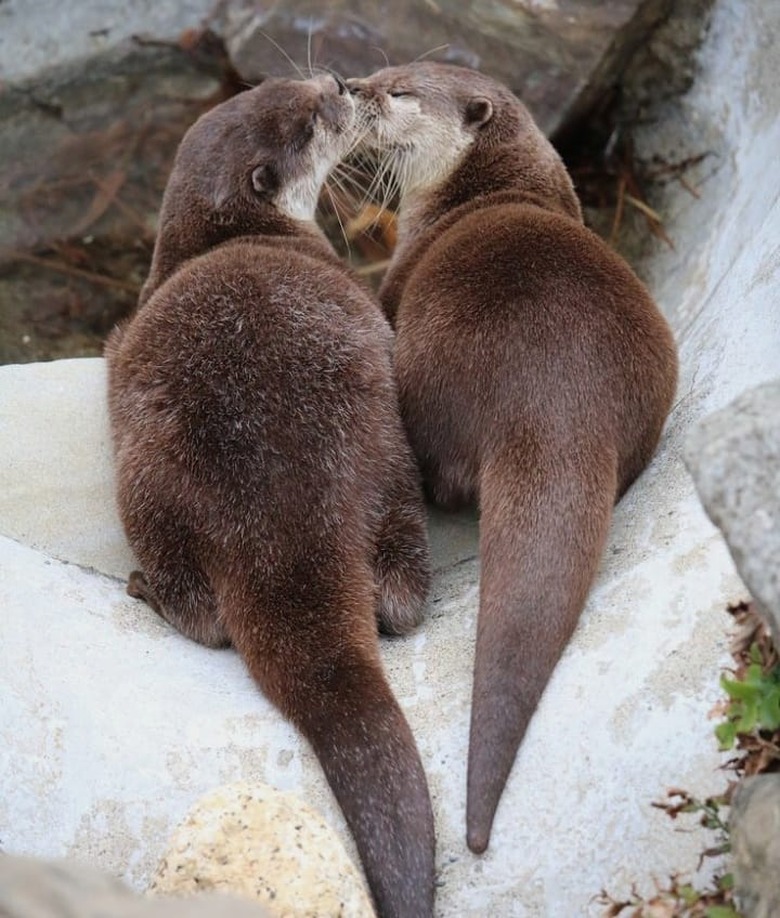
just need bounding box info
[466,441,617,854]
[226,584,435,918]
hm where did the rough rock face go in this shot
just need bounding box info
[0,0,675,363]
[684,380,780,646]
[0,854,270,918]
[730,776,780,918]
[684,382,780,915]
[150,782,376,918]
[223,0,672,136]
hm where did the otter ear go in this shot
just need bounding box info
[465,97,493,129]
[251,163,279,200]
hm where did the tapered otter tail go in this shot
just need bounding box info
[300,669,435,917]
[228,598,435,918]
[466,444,617,854]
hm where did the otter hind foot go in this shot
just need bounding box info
[126,569,229,649]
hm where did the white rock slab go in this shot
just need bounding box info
[2,2,780,916]
[0,357,135,578]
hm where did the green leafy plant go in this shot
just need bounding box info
[715,652,780,752]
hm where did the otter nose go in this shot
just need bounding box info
[314,72,347,96]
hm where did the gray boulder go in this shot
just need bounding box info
[730,775,780,918]
[684,380,780,646]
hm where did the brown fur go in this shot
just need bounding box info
[105,76,435,917]
[349,62,679,854]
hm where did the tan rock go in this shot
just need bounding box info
[149,782,376,918]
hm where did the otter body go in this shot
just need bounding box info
[106,77,435,918]
[349,62,678,854]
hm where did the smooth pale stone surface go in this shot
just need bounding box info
[0,357,136,578]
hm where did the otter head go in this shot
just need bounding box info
[347,63,581,222]
[141,74,355,303]
[176,73,355,225]
[347,63,495,198]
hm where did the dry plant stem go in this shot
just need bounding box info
[621,168,675,249]
[90,173,155,243]
[355,259,391,276]
[5,250,141,294]
[610,174,627,245]
[69,170,128,238]
[677,175,701,199]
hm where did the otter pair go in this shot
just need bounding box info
[107,64,677,918]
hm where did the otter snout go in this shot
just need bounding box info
[346,78,383,137]
[311,73,355,136]
[332,72,348,95]
[313,71,348,95]
[346,78,382,104]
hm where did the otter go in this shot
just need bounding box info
[347,62,678,855]
[105,75,435,918]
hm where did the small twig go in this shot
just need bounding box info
[355,259,391,276]
[644,151,711,179]
[677,174,701,199]
[609,174,626,245]
[90,173,155,242]
[5,250,141,294]
[624,194,675,250]
[624,193,663,222]
[68,169,127,238]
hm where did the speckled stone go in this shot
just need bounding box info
[149,782,376,917]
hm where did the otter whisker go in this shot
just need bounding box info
[329,163,371,205]
[322,181,352,256]
[361,149,396,206]
[327,158,370,208]
[370,45,390,68]
[414,43,451,63]
[371,151,402,214]
[256,30,305,79]
[306,17,314,78]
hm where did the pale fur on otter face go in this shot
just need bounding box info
[348,64,494,195]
